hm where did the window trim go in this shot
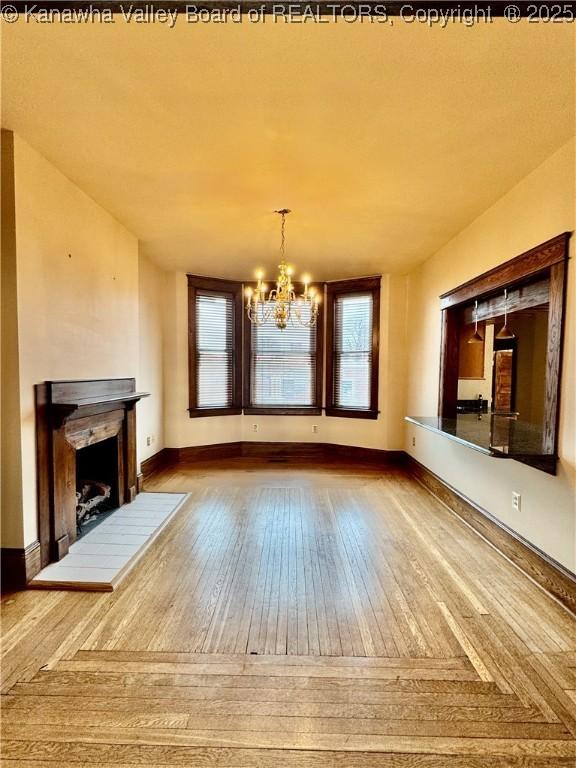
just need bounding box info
[187,274,243,418]
[242,282,324,416]
[325,276,380,420]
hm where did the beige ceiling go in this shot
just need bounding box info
[2,20,574,280]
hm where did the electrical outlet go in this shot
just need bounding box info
[146,436,152,447]
[412,436,416,447]
[252,424,258,433]
[312,425,319,434]
[512,492,521,512]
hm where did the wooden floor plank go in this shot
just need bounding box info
[70,649,474,669]
[24,668,506,693]
[3,746,575,767]
[2,693,550,724]
[8,680,525,708]
[4,723,576,756]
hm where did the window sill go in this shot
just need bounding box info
[243,407,322,416]
[325,407,379,420]
[188,407,243,418]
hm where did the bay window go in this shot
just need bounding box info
[187,273,380,420]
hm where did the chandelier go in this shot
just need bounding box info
[245,209,320,330]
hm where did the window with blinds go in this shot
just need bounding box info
[248,301,321,411]
[326,277,380,418]
[333,293,373,410]
[196,293,234,409]
[188,276,242,416]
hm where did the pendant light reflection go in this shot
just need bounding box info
[496,288,515,340]
[467,300,484,344]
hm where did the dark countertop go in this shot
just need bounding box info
[405,413,549,459]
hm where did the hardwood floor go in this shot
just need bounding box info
[2,458,576,766]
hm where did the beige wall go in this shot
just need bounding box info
[1,131,25,548]
[163,272,407,451]
[138,252,166,462]
[1,133,159,550]
[405,139,575,571]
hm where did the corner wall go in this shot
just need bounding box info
[405,139,576,571]
[138,252,166,463]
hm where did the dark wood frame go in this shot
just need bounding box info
[325,276,381,420]
[187,275,243,417]
[438,233,570,464]
[242,282,324,416]
[35,378,148,568]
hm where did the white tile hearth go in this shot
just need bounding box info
[30,492,188,591]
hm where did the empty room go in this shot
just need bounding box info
[1,3,575,766]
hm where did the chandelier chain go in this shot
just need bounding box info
[280,211,286,260]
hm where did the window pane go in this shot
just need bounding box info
[251,301,316,407]
[334,293,373,410]
[196,293,233,408]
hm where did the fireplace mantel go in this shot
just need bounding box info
[48,380,150,426]
[36,379,149,568]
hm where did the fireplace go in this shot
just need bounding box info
[35,379,149,568]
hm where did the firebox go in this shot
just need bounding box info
[75,436,121,537]
[35,379,149,568]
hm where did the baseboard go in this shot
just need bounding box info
[178,442,243,462]
[327,444,405,465]
[1,540,42,590]
[140,448,177,478]
[405,455,576,616]
[241,442,322,459]
[166,441,405,465]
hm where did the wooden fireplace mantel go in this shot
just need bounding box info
[35,378,149,568]
[50,391,150,426]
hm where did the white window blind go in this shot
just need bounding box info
[196,293,234,409]
[333,293,373,410]
[251,302,317,408]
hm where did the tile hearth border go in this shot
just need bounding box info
[30,492,188,592]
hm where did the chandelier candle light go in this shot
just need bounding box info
[245,209,320,330]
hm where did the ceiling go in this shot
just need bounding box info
[2,20,574,280]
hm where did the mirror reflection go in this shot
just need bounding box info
[457,304,549,425]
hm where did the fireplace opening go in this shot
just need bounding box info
[75,437,120,539]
